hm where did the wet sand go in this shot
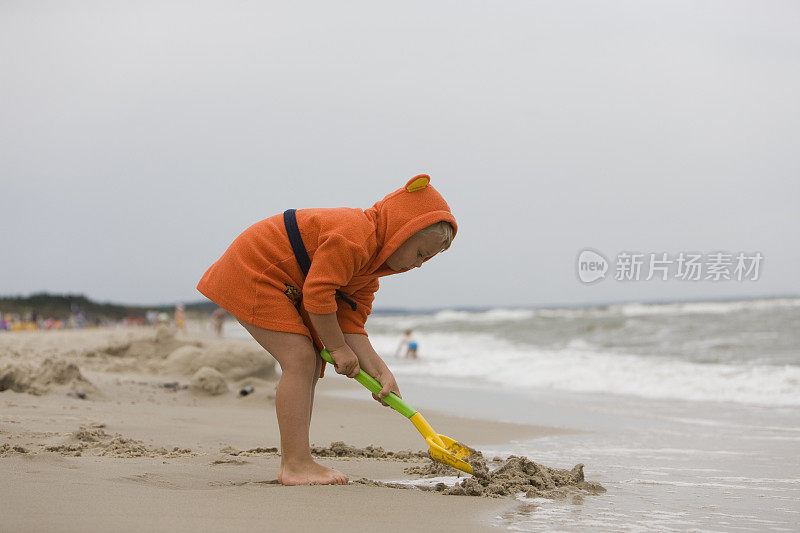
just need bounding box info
[0,327,590,532]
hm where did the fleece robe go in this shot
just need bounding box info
[196,175,457,375]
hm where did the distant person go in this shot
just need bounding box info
[174,304,186,331]
[75,310,86,329]
[395,329,419,359]
[211,307,226,337]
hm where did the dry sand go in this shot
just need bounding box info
[1,327,598,532]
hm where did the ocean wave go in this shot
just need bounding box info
[610,298,800,317]
[370,332,800,407]
[371,298,800,326]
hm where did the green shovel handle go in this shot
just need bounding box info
[320,349,417,419]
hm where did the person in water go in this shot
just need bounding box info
[196,175,457,485]
[395,329,419,359]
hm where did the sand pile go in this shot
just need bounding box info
[345,443,608,499]
[219,445,279,456]
[89,326,276,386]
[0,358,93,396]
[161,342,275,381]
[99,326,194,360]
[190,367,228,395]
[404,449,606,498]
[91,326,201,374]
[0,443,29,457]
[311,441,428,460]
[44,424,195,458]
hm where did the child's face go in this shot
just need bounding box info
[385,232,444,272]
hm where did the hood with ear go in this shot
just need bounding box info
[363,175,458,274]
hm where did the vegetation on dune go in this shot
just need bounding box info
[0,292,216,322]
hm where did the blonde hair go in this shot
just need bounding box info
[416,221,454,251]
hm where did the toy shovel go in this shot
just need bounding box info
[320,349,474,475]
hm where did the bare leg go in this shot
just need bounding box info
[237,319,346,485]
[310,356,322,422]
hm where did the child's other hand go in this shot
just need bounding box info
[328,344,361,378]
[372,372,401,407]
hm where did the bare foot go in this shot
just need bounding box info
[278,460,348,485]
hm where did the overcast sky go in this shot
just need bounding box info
[1,1,798,310]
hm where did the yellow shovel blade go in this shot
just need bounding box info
[427,434,474,475]
[410,412,474,475]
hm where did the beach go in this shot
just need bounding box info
[0,326,575,532]
[3,298,799,532]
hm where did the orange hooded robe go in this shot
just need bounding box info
[196,175,457,375]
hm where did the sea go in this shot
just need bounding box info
[230,297,800,532]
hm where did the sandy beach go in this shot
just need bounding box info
[7,302,796,532]
[0,326,583,532]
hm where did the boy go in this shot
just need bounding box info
[196,175,456,485]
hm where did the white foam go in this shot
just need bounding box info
[370,332,800,407]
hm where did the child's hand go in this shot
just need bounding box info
[372,371,401,407]
[327,344,361,378]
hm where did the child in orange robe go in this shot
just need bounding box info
[197,175,456,485]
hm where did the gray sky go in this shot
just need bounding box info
[2,0,798,309]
